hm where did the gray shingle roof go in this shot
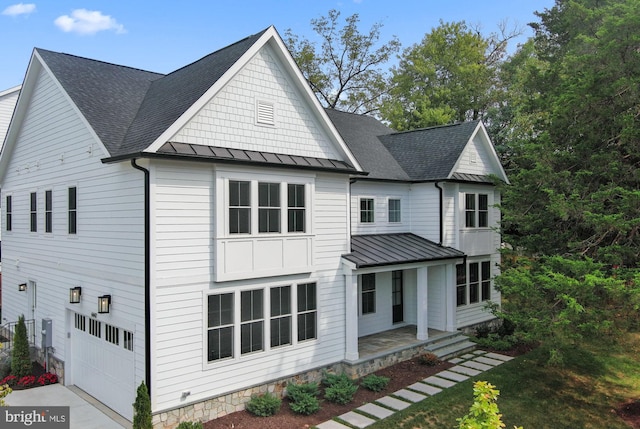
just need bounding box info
[36,29,268,157]
[343,233,465,268]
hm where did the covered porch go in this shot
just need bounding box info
[342,233,466,362]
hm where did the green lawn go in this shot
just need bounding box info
[369,333,640,429]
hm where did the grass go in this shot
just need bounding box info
[369,332,640,428]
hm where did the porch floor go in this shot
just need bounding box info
[358,325,448,357]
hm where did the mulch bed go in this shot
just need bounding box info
[617,400,640,429]
[204,357,454,429]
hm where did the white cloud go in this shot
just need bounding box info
[2,3,36,16]
[54,9,126,35]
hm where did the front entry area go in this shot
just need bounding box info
[68,311,136,420]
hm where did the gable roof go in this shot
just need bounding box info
[343,233,465,268]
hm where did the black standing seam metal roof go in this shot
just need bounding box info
[343,233,465,269]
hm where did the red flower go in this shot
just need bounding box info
[37,373,58,385]
[0,375,17,387]
[17,375,36,387]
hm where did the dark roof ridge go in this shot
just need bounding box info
[389,119,480,136]
[34,48,164,78]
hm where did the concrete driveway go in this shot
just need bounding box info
[6,383,131,429]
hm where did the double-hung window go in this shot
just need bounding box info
[5,195,11,231]
[45,190,53,233]
[388,198,401,223]
[481,261,491,300]
[456,263,467,306]
[229,181,251,234]
[270,286,291,348]
[68,187,77,234]
[240,289,264,354]
[361,273,376,314]
[287,184,305,232]
[469,262,480,304]
[360,198,374,223]
[208,293,234,361]
[30,192,37,232]
[258,183,280,233]
[465,193,489,228]
[297,283,317,341]
[457,260,492,306]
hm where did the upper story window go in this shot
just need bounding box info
[45,190,53,233]
[361,273,376,314]
[360,198,374,223]
[5,195,12,232]
[465,193,489,228]
[229,180,251,234]
[258,183,280,233]
[227,179,308,236]
[287,184,305,233]
[30,192,37,232]
[68,187,77,234]
[388,198,401,223]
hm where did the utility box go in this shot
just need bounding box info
[42,318,52,348]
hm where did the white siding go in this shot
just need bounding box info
[358,272,393,337]
[406,183,440,242]
[1,69,146,390]
[150,166,350,413]
[172,45,339,160]
[427,266,445,331]
[0,86,20,145]
[456,133,495,176]
[350,182,415,236]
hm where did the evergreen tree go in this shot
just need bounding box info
[11,315,31,379]
[133,382,152,429]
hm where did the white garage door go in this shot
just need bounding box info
[71,312,136,420]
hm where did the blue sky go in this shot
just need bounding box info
[0,1,556,90]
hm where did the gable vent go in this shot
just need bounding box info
[256,100,275,126]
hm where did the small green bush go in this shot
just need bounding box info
[418,352,441,366]
[176,422,204,429]
[360,374,390,392]
[324,378,358,405]
[322,372,351,387]
[289,392,320,415]
[133,382,152,429]
[11,315,31,379]
[286,382,319,403]
[246,392,281,417]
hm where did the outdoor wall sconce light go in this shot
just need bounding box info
[98,295,111,313]
[69,287,82,304]
[18,283,27,292]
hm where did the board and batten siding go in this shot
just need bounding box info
[171,45,339,160]
[1,67,146,385]
[150,165,349,413]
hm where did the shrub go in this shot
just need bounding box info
[361,374,390,392]
[286,382,319,403]
[322,372,352,387]
[246,392,281,417]
[176,422,204,429]
[457,381,523,429]
[133,382,152,429]
[289,392,320,415]
[324,377,358,405]
[11,315,31,379]
[0,384,11,406]
[418,352,441,366]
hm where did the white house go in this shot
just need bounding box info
[0,27,507,427]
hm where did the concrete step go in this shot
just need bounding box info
[425,333,476,360]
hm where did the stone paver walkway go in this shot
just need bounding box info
[318,349,514,428]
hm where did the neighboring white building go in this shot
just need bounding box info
[0,27,507,427]
[0,85,20,147]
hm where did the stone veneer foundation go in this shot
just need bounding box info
[152,342,436,429]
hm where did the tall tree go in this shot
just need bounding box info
[500,0,640,266]
[284,10,400,114]
[381,20,520,130]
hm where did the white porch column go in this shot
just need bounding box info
[344,271,359,361]
[416,266,429,340]
[445,262,457,332]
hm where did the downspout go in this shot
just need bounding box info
[131,159,151,394]
[434,182,444,245]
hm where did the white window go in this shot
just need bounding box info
[270,286,291,348]
[30,192,37,232]
[361,274,376,314]
[240,289,264,354]
[388,198,401,223]
[45,190,52,233]
[207,293,234,361]
[258,183,280,233]
[457,260,492,307]
[6,195,12,232]
[68,187,77,234]
[297,283,317,341]
[465,193,489,228]
[360,198,374,223]
[229,181,251,234]
[287,184,305,233]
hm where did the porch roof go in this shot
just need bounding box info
[343,233,465,269]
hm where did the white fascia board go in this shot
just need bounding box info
[0,85,21,98]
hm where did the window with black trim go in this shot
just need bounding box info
[469,262,480,303]
[361,273,376,314]
[270,286,291,348]
[481,261,491,300]
[208,293,234,361]
[45,190,52,233]
[229,181,250,234]
[388,198,401,223]
[105,324,119,345]
[89,319,101,338]
[456,263,467,306]
[457,260,492,306]
[68,187,77,234]
[30,192,37,232]
[241,289,264,354]
[297,283,317,341]
[360,198,374,223]
[123,330,134,351]
[5,195,11,232]
[74,313,86,331]
[258,182,280,233]
[287,184,305,232]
